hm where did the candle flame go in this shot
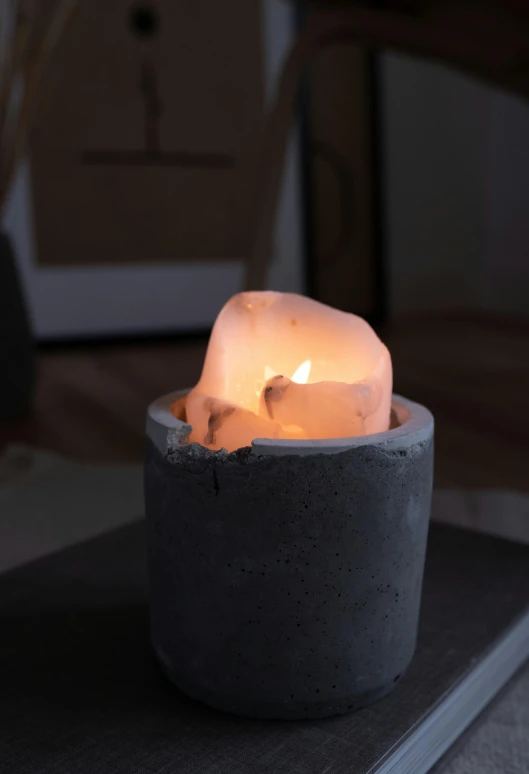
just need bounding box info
[263,360,312,386]
[291,359,311,385]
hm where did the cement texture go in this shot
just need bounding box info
[145,397,434,719]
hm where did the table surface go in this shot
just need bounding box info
[1,316,528,492]
[1,515,528,774]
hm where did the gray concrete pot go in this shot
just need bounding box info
[145,391,434,720]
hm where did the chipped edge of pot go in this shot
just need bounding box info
[146,389,433,458]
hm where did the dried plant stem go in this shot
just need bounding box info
[0,0,79,216]
[0,4,31,145]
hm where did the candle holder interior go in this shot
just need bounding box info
[148,390,418,460]
[174,394,409,433]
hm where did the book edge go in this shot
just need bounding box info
[372,607,529,774]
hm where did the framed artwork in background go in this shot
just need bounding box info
[3,0,305,340]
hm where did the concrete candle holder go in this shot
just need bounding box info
[145,391,434,720]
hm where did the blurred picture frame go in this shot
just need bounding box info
[4,0,305,340]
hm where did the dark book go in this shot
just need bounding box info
[1,522,528,774]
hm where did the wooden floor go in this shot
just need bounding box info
[1,317,528,492]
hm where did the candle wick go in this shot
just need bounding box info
[263,375,290,420]
[204,402,236,446]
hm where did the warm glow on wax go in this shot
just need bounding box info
[179,292,392,452]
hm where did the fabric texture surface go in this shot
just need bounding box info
[432,662,529,774]
[0,445,142,572]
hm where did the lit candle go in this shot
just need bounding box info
[181,291,392,452]
[147,296,433,719]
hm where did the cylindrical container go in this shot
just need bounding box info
[145,392,434,720]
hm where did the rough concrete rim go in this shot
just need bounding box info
[147,389,434,458]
